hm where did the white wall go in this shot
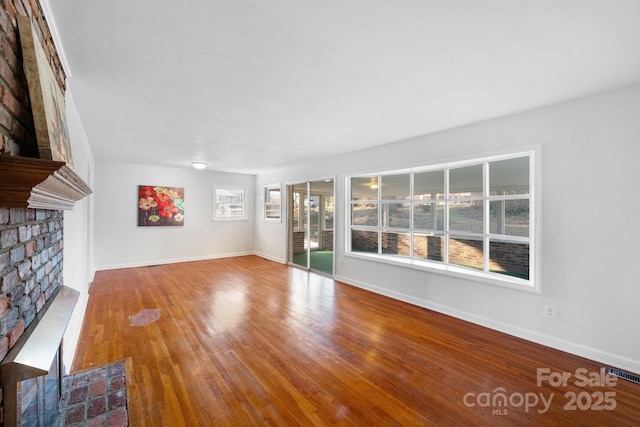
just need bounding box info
[255,83,640,374]
[253,182,287,263]
[94,162,255,270]
[62,82,95,371]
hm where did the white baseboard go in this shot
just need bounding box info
[252,251,286,264]
[335,274,640,376]
[95,251,254,271]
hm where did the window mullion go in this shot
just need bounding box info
[483,162,490,273]
[444,168,450,265]
[377,175,382,255]
[409,173,414,258]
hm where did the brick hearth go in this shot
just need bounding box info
[58,361,129,426]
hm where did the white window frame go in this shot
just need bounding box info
[264,184,282,222]
[346,149,539,292]
[213,187,246,221]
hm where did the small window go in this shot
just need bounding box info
[264,185,281,221]
[214,188,245,220]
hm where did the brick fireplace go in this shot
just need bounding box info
[0,208,71,425]
[0,0,93,423]
[0,0,93,424]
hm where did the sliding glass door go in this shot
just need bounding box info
[287,179,334,275]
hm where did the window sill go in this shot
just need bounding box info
[345,251,539,293]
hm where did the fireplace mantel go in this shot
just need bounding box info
[0,155,92,210]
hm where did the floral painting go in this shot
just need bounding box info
[138,185,184,227]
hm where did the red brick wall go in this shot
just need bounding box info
[352,232,529,279]
[292,231,305,254]
[0,0,65,158]
[0,0,67,423]
[321,230,333,250]
[0,208,64,351]
[488,240,529,278]
[293,230,334,253]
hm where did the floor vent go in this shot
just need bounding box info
[606,367,640,385]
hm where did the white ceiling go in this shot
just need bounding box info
[44,0,640,175]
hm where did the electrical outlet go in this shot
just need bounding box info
[154,247,159,254]
[544,305,556,320]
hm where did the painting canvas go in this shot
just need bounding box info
[18,15,73,167]
[138,186,185,227]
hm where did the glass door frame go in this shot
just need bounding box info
[286,177,335,276]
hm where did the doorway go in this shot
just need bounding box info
[287,179,334,276]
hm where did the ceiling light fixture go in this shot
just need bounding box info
[191,162,207,170]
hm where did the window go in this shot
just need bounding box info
[324,195,334,231]
[348,151,535,289]
[214,188,245,220]
[292,191,302,231]
[264,185,281,221]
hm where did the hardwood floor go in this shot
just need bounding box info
[72,256,640,426]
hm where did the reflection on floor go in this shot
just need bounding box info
[292,250,333,275]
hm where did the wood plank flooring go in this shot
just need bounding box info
[72,256,640,426]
